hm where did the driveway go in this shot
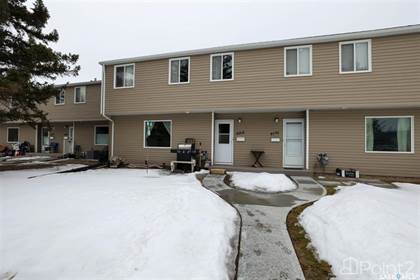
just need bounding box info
[202,174,325,280]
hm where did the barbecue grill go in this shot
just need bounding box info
[170,142,198,172]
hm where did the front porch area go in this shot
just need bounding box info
[212,111,309,170]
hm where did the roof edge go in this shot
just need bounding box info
[99,24,420,66]
[54,80,102,88]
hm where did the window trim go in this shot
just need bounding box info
[73,86,86,104]
[364,115,414,154]
[168,57,191,85]
[339,39,372,74]
[54,90,65,106]
[7,127,20,143]
[113,63,135,89]
[143,120,172,149]
[209,52,235,82]
[284,45,313,77]
[94,125,110,146]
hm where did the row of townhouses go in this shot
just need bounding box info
[1,25,419,177]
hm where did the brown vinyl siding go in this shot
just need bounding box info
[215,112,305,167]
[113,113,212,165]
[0,124,36,149]
[309,108,420,178]
[104,33,420,114]
[42,84,104,121]
[42,121,109,153]
[74,121,109,152]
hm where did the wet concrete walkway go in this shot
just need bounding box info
[202,174,325,280]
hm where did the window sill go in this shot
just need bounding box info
[284,73,312,78]
[54,103,65,106]
[209,78,234,82]
[168,81,190,85]
[74,102,86,104]
[365,151,414,154]
[339,69,372,74]
[143,146,172,149]
[113,85,135,89]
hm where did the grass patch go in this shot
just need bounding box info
[286,185,336,280]
[287,202,334,279]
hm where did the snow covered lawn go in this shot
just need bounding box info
[229,171,296,192]
[299,182,420,280]
[0,168,238,279]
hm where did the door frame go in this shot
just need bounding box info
[282,118,305,168]
[214,119,234,165]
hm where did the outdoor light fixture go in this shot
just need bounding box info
[237,118,242,124]
[274,117,279,123]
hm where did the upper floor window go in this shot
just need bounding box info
[7,127,19,143]
[210,53,234,81]
[284,45,312,77]
[340,39,371,73]
[169,57,190,84]
[55,90,65,105]
[74,86,86,104]
[365,116,413,153]
[114,64,135,88]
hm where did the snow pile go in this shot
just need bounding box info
[229,171,296,192]
[5,155,50,162]
[299,183,420,280]
[0,168,238,279]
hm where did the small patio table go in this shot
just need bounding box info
[251,150,264,167]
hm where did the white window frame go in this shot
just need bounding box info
[339,39,372,74]
[54,90,65,105]
[168,57,190,85]
[94,125,110,146]
[364,116,414,154]
[7,127,20,143]
[143,120,172,149]
[284,45,313,77]
[74,86,86,104]
[113,63,135,89]
[210,52,234,82]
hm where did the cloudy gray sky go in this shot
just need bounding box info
[44,0,420,84]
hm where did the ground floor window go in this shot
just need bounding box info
[95,126,109,145]
[7,127,19,143]
[144,120,171,148]
[365,116,413,153]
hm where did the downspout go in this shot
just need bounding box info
[34,124,38,153]
[72,121,75,154]
[305,109,310,170]
[211,111,215,166]
[100,64,115,157]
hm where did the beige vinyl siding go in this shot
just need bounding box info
[215,112,304,167]
[42,84,104,121]
[104,33,420,115]
[309,108,420,178]
[46,121,109,153]
[0,124,36,149]
[113,113,212,165]
[74,121,110,152]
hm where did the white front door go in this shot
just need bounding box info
[64,127,74,154]
[214,119,234,165]
[283,119,305,168]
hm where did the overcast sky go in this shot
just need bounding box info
[43,0,420,84]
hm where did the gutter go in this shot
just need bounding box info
[100,64,115,158]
